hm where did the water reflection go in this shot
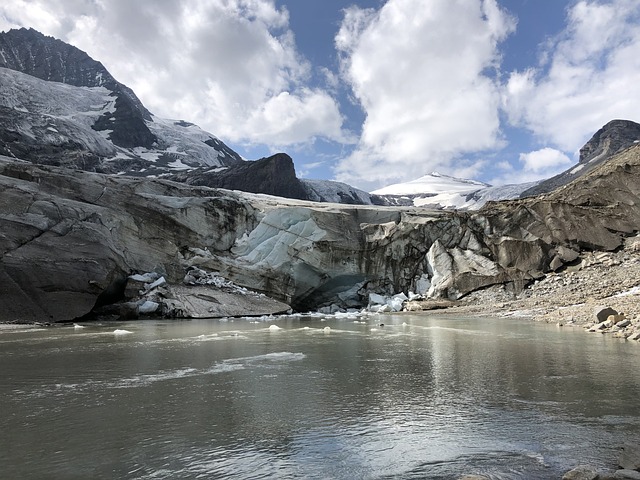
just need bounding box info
[1,315,640,479]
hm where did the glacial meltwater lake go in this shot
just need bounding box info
[2,314,640,479]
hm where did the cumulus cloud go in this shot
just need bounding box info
[486,148,572,185]
[0,0,349,149]
[334,0,516,188]
[504,0,640,153]
[519,148,572,173]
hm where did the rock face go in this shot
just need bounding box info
[170,153,380,205]
[521,119,640,197]
[0,28,380,206]
[0,27,155,149]
[0,28,242,173]
[170,153,310,200]
[3,140,640,322]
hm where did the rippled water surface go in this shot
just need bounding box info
[2,314,640,479]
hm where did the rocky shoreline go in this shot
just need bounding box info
[436,233,640,341]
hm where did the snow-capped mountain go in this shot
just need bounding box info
[372,171,489,196]
[0,28,241,175]
[0,27,381,205]
[372,172,537,210]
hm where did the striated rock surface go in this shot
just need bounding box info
[2,139,640,322]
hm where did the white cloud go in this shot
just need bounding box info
[519,148,572,173]
[504,0,640,153]
[334,0,516,188]
[488,147,572,185]
[0,0,348,149]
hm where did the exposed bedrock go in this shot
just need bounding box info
[2,144,640,322]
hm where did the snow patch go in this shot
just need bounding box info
[372,172,488,196]
[570,164,585,175]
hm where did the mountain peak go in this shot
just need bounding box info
[521,118,640,197]
[0,27,114,89]
[579,119,640,164]
[372,172,489,196]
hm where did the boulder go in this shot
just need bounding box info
[596,306,620,323]
[613,470,640,480]
[562,466,599,480]
[160,285,290,318]
[620,443,640,471]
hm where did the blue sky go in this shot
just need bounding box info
[2,0,640,191]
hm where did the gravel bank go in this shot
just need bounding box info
[442,234,640,338]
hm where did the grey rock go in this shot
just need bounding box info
[170,153,380,206]
[614,470,640,480]
[169,285,290,318]
[620,443,640,471]
[562,465,599,480]
[170,153,310,201]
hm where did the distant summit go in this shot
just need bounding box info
[0,27,130,90]
[372,171,489,196]
[371,171,534,210]
[0,27,156,148]
[0,27,242,171]
[520,119,640,197]
[0,28,377,205]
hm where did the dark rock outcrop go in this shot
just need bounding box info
[170,152,380,205]
[170,153,309,200]
[521,119,640,197]
[0,28,242,173]
[0,28,156,148]
[579,119,640,164]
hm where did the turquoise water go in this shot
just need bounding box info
[1,314,639,479]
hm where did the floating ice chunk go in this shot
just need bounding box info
[368,292,408,312]
[268,324,281,331]
[138,301,159,314]
[323,326,331,332]
[73,323,85,330]
[145,276,166,291]
[373,304,392,313]
[113,329,133,335]
[408,291,424,301]
[129,272,161,283]
[369,293,387,306]
[388,296,404,312]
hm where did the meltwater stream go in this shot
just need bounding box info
[2,314,640,479]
